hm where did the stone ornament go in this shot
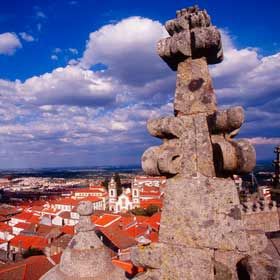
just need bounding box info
[142,5,255,179]
[133,6,280,280]
[41,201,124,280]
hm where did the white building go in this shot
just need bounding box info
[108,176,164,213]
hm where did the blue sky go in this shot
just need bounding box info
[0,0,279,168]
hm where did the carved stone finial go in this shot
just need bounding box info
[141,6,255,178]
[41,201,124,280]
[133,6,280,280]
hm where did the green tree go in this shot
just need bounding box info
[114,173,122,196]
[146,204,160,216]
[131,205,161,216]
[102,178,109,191]
[131,207,147,216]
[23,247,44,258]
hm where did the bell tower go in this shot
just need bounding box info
[108,177,117,211]
[131,178,140,208]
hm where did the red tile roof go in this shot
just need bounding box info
[0,255,60,280]
[0,222,12,233]
[27,215,41,224]
[94,214,121,227]
[59,211,71,219]
[14,222,31,230]
[12,212,33,221]
[10,235,48,250]
[51,198,79,206]
[112,259,144,275]
[60,225,75,235]
[98,225,137,249]
[125,224,149,239]
[80,196,103,203]
[140,199,163,209]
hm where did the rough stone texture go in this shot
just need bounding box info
[132,5,280,280]
[241,200,280,233]
[131,243,214,280]
[174,58,216,116]
[40,201,124,280]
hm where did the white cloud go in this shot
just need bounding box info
[0,17,279,167]
[36,11,47,19]
[51,54,58,60]
[210,31,280,106]
[53,48,62,53]
[247,137,280,145]
[17,65,120,107]
[19,32,35,42]
[69,48,78,55]
[0,32,22,55]
[81,16,170,86]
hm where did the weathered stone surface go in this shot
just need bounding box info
[174,58,216,116]
[209,106,244,134]
[41,201,124,280]
[131,243,215,280]
[237,254,280,280]
[159,176,249,252]
[134,4,278,280]
[157,6,223,70]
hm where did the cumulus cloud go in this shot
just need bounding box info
[81,17,170,86]
[51,54,58,60]
[211,31,280,106]
[0,16,279,167]
[19,32,35,42]
[17,65,120,107]
[0,32,22,55]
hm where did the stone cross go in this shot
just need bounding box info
[132,6,280,280]
[142,5,255,179]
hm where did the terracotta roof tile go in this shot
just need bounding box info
[13,212,33,221]
[97,225,137,249]
[80,196,103,203]
[112,259,144,275]
[0,222,12,233]
[60,225,75,235]
[10,235,48,250]
[0,255,56,280]
[94,214,121,227]
[14,222,30,230]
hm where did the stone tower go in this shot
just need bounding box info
[131,178,140,208]
[108,177,117,211]
[131,6,280,280]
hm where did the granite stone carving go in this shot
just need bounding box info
[132,6,280,280]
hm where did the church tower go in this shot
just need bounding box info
[131,178,140,208]
[108,177,117,211]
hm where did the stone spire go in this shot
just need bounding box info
[41,201,124,279]
[131,6,280,279]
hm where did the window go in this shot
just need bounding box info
[111,190,114,196]
[134,190,137,196]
